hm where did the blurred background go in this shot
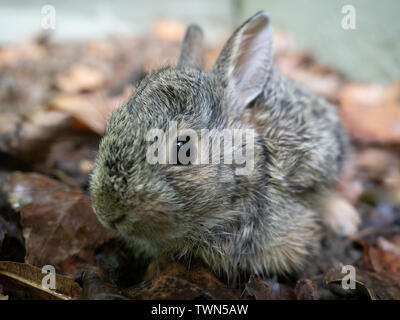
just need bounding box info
[1,0,399,84]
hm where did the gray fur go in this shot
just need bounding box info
[90,11,350,279]
[177,24,205,70]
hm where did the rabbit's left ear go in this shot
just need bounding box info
[177,24,205,70]
[210,11,273,112]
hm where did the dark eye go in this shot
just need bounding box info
[176,137,191,165]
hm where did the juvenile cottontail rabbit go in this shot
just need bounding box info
[90,11,351,278]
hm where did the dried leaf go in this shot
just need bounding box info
[49,86,133,135]
[294,279,319,300]
[129,258,239,300]
[339,83,400,144]
[6,172,115,275]
[361,237,400,281]
[56,64,106,93]
[0,261,82,300]
[75,267,127,300]
[356,148,398,182]
[125,275,213,300]
[243,275,280,300]
[325,267,400,300]
[0,109,73,162]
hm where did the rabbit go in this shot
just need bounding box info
[90,11,355,279]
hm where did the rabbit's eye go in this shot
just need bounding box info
[176,137,191,166]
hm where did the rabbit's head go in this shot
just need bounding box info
[90,12,274,250]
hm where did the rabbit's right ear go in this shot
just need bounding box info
[177,24,205,70]
[210,11,273,113]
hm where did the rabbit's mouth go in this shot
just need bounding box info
[110,213,127,229]
[112,209,175,239]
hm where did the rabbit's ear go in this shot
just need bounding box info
[177,24,205,70]
[210,11,273,112]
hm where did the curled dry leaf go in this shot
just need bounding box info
[324,267,400,300]
[0,261,82,300]
[6,172,115,276]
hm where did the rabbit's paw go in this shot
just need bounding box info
[320,193,360,237]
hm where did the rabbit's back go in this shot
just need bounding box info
[244,69,349,195]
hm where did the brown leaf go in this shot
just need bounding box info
[75,267,127,300]
[43,133,100,188]
[242,275,298,300]
[377,236,400,254]
[6,172,115,276]
[361,237,400,282]
[243,275,280,300]
[0,109,73,162]
[125,275,214,300]
[325,267,400,300]
[129,258,239,300]
[356,148,398,182]
[339,82,400,144]
[0,261,82,300]
[56,64,106,93]
[0,41,45,67]
[49,86,133,135]
[294,279,319,300]
[162,261,239,299]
